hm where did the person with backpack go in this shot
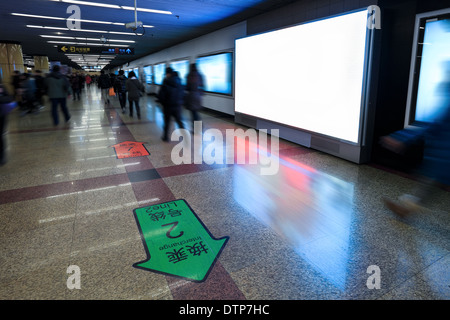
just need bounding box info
[126,71,145,119]
[114,70,128,114]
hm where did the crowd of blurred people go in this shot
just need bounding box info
[8,69,100,117]
[0,63,205,166]
[0,66,103,165]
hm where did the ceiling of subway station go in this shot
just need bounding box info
[0,0,297,70]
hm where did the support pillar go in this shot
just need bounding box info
[0,41,25,94]
[34,55,49,73]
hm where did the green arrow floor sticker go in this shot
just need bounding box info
[133,199,229,282]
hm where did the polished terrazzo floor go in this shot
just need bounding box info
[0,86,448,300]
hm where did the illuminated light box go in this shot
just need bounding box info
[154,62,166,85]
[196,52,233,95]
[235,9,371,146]
[405,9,450,125]
[170,59,189,86]
[143,65,152,84]
[133,67,139,79]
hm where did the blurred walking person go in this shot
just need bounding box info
[85,74,92,88]
[22,73,38,114]
[185,63,204,126]
[114,70,128,114]
[45,65,71,126]
[98,70,111,105]
[34,70,45,108]
[158,68,185,141]
[126,71,144,119]
[70,74,81,101]
[383,61,450,216]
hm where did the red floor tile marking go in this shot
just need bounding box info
[111,141,150,159]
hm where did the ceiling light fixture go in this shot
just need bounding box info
[40,35,135,43]
[47,40,130,47]
[27,25,67,31]
[12,12,154,28]
[27,25,137,36]
[121,6,172,15]
[48,0,172,15]
[48,0,121,9]
[40,35,75,39]
[12,13,64,20]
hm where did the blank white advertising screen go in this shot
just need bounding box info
[235,10,368,143]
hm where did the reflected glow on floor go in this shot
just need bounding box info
[234,150,354,289]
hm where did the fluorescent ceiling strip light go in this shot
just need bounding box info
[13,13,153,28]
[27,25,137,36]
[72,28,108,33]
[49,0,172,15]
[49,0,121,9]
[47,40,130,47]
[40,35,135,43]
[77,38,135,43]
[12,13,64,20]
[28,25,105,32]
[27,25,67,31]
[120,6,172,15]
[108,31,141,35]
[40,35,75,39]
[66,55,114,59]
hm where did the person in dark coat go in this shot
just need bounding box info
[98,70,111,104]
[11,70,22,102]
[185,63,204,125]
[126,71,144,119]
[70,74,81,101]
[22,73,37,114]
[114,70,128,114]
[34,70,45,107]
[158,68,185,141]
[45,65,71,126]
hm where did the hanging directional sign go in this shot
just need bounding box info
[101,47,135,55]
[111,141,150,159]
[133,199,229,282]
[58,46,134,55]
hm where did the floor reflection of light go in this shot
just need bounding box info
[233,151,354,290]
[39,198,160,224]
